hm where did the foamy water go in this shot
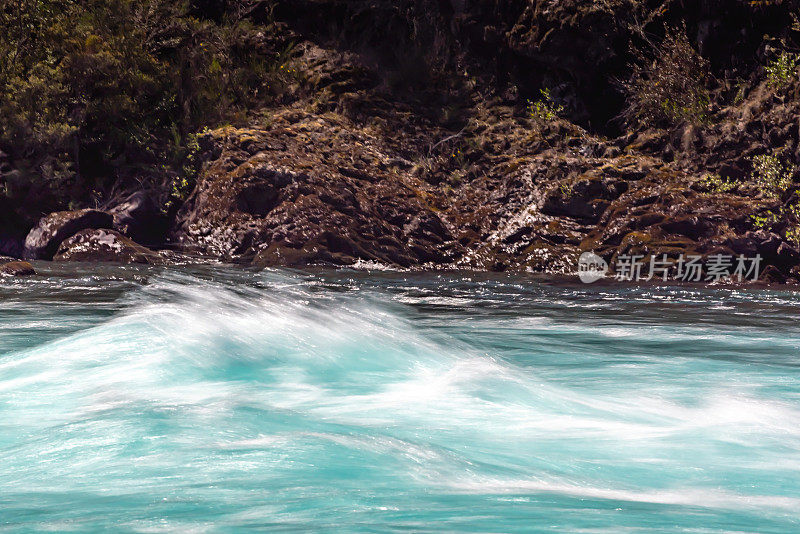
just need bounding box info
[1,264,799,531]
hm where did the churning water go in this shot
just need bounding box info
[2,264,800,532]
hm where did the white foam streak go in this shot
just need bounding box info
[3,270,800,526]
[447,476,800,512]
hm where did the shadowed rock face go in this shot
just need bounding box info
[23,210,114,261]
[151,0,798,282]
[109,191,169,247]
[0,236,22,258]
[270,0,796,132]
[54,229,162,264]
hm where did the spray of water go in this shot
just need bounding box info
[2,267,800,531]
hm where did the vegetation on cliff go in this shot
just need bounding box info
[0,0,291,236]
[621,27,711,128]
[5,0,800,280]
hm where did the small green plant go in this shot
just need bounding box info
[766,51,800,89]
[622,26,711,128]
[751,153,794,197]
[558,180,573,198]
[786,225,800,244]
[751,211,779,230]
[528,88,564,122]
[786,201,800,221]
[698,173,737,194]
[450,147,466,168]
[261,41,301,95]
[783,202,800,243]
[732,79,749,105]
[449,137,479,169]
[164,131,204,212]
[751,201,800,240]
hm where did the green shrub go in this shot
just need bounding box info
[558,180,573,199]
[750,153,794,197]
[698,173,737,194]
[750,211,778,230]
[528,88,564,123]
[766,51,800,90]
[0,0,283,215]
[782,202,800,243]
[786,225,800,243]
[622,27,710,128]
[751,201,800,242]
[746,193,800,246]
[164,129,205,213]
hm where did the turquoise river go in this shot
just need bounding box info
[1,264,799,532]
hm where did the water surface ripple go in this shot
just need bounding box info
[2,264,799,532]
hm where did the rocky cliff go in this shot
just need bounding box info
[8,0,800,282]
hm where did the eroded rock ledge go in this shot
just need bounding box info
[167,91,800,283]
[9,1,800,283]
[172,110,460,268]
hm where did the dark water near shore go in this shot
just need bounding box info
[2,263,800,532]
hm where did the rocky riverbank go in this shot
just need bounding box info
[4,1,800,283]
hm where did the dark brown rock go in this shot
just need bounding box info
[724,236,758,257]
[109,191,168,246]
[755,232,783,259]
[173,113,457,268]
[760,265,786,284]
[54,229,161,264]
[776,242,800,269]
[660,217,715,241]
[24,209,113,260]
[541,176,628,222]
[0,261,35,276]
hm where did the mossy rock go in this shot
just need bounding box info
[0,261,35,277]
[621,231,654,248]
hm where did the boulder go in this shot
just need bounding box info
[109,191,168,246]
[760,264,786,284]
[24,209,113,260]
[172,114,457,268]
[776,242,800,269]
[0,261,36,276]
[53,229,161,264]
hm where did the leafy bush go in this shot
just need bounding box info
[750,153,794,197]
[786,225,800,244]
[528,89,564,123]
[0,0,284,218]
[750,211,779,230]
[785,202,800,243]
[766,51,800,89]
[558,180,573,199]
[751,202,800,243]
[621,27,711,128]
[698,173,737,194]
